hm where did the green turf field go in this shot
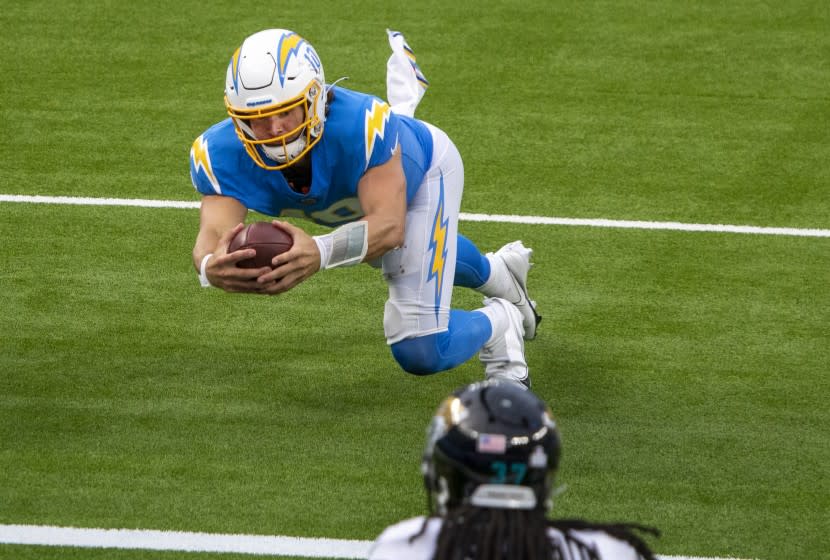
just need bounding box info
[1,2,827,560]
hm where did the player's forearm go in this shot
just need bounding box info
[354,150,407,261]
[194,195,248,270]
[362,215,404,261]
[192,229,222,272]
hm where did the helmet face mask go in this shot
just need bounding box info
[224,29,326,170]
[422,380,561,515]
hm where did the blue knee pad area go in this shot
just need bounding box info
[390,310,492,375]
[454,234,491,288]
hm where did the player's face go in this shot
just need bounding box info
[249,105,305,144]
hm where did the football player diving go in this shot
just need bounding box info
[189,29,541,385]
[369,380,661,559]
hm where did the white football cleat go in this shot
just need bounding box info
[482,241,542,340]
[479,297,530,389]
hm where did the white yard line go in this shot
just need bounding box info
[0,524,757,560]
[1,194,828,238]
[461,212,830,238]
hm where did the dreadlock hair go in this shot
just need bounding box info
[550,519,660,560]
[431,505,551,560]
[409,506,660,560]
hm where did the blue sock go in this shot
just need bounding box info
[390,309,492,375]
[455,234,491,288]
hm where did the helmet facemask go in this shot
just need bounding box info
[226,81,324,170]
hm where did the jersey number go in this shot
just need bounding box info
[490,461,528,485]
[280,197,364,227]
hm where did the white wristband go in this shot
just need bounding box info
[313,221,368,269]
[198,253,214,288]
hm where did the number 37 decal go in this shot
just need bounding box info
[490,461,528,484]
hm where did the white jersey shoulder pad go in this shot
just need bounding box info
[368,516,438,560]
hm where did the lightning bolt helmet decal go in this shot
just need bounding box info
[276,33,305,88]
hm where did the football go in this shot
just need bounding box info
[228,221,294,269]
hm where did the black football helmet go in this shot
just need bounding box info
[422,380,561,514]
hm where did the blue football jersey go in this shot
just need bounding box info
[189,86,434,227]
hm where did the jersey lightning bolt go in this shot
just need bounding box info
[364,99,391,166]
[428,174,449,316]
[190,136,221,194]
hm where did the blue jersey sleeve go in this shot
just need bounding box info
[188,119,271,211]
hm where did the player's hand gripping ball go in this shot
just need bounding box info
[228,222,294,269]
